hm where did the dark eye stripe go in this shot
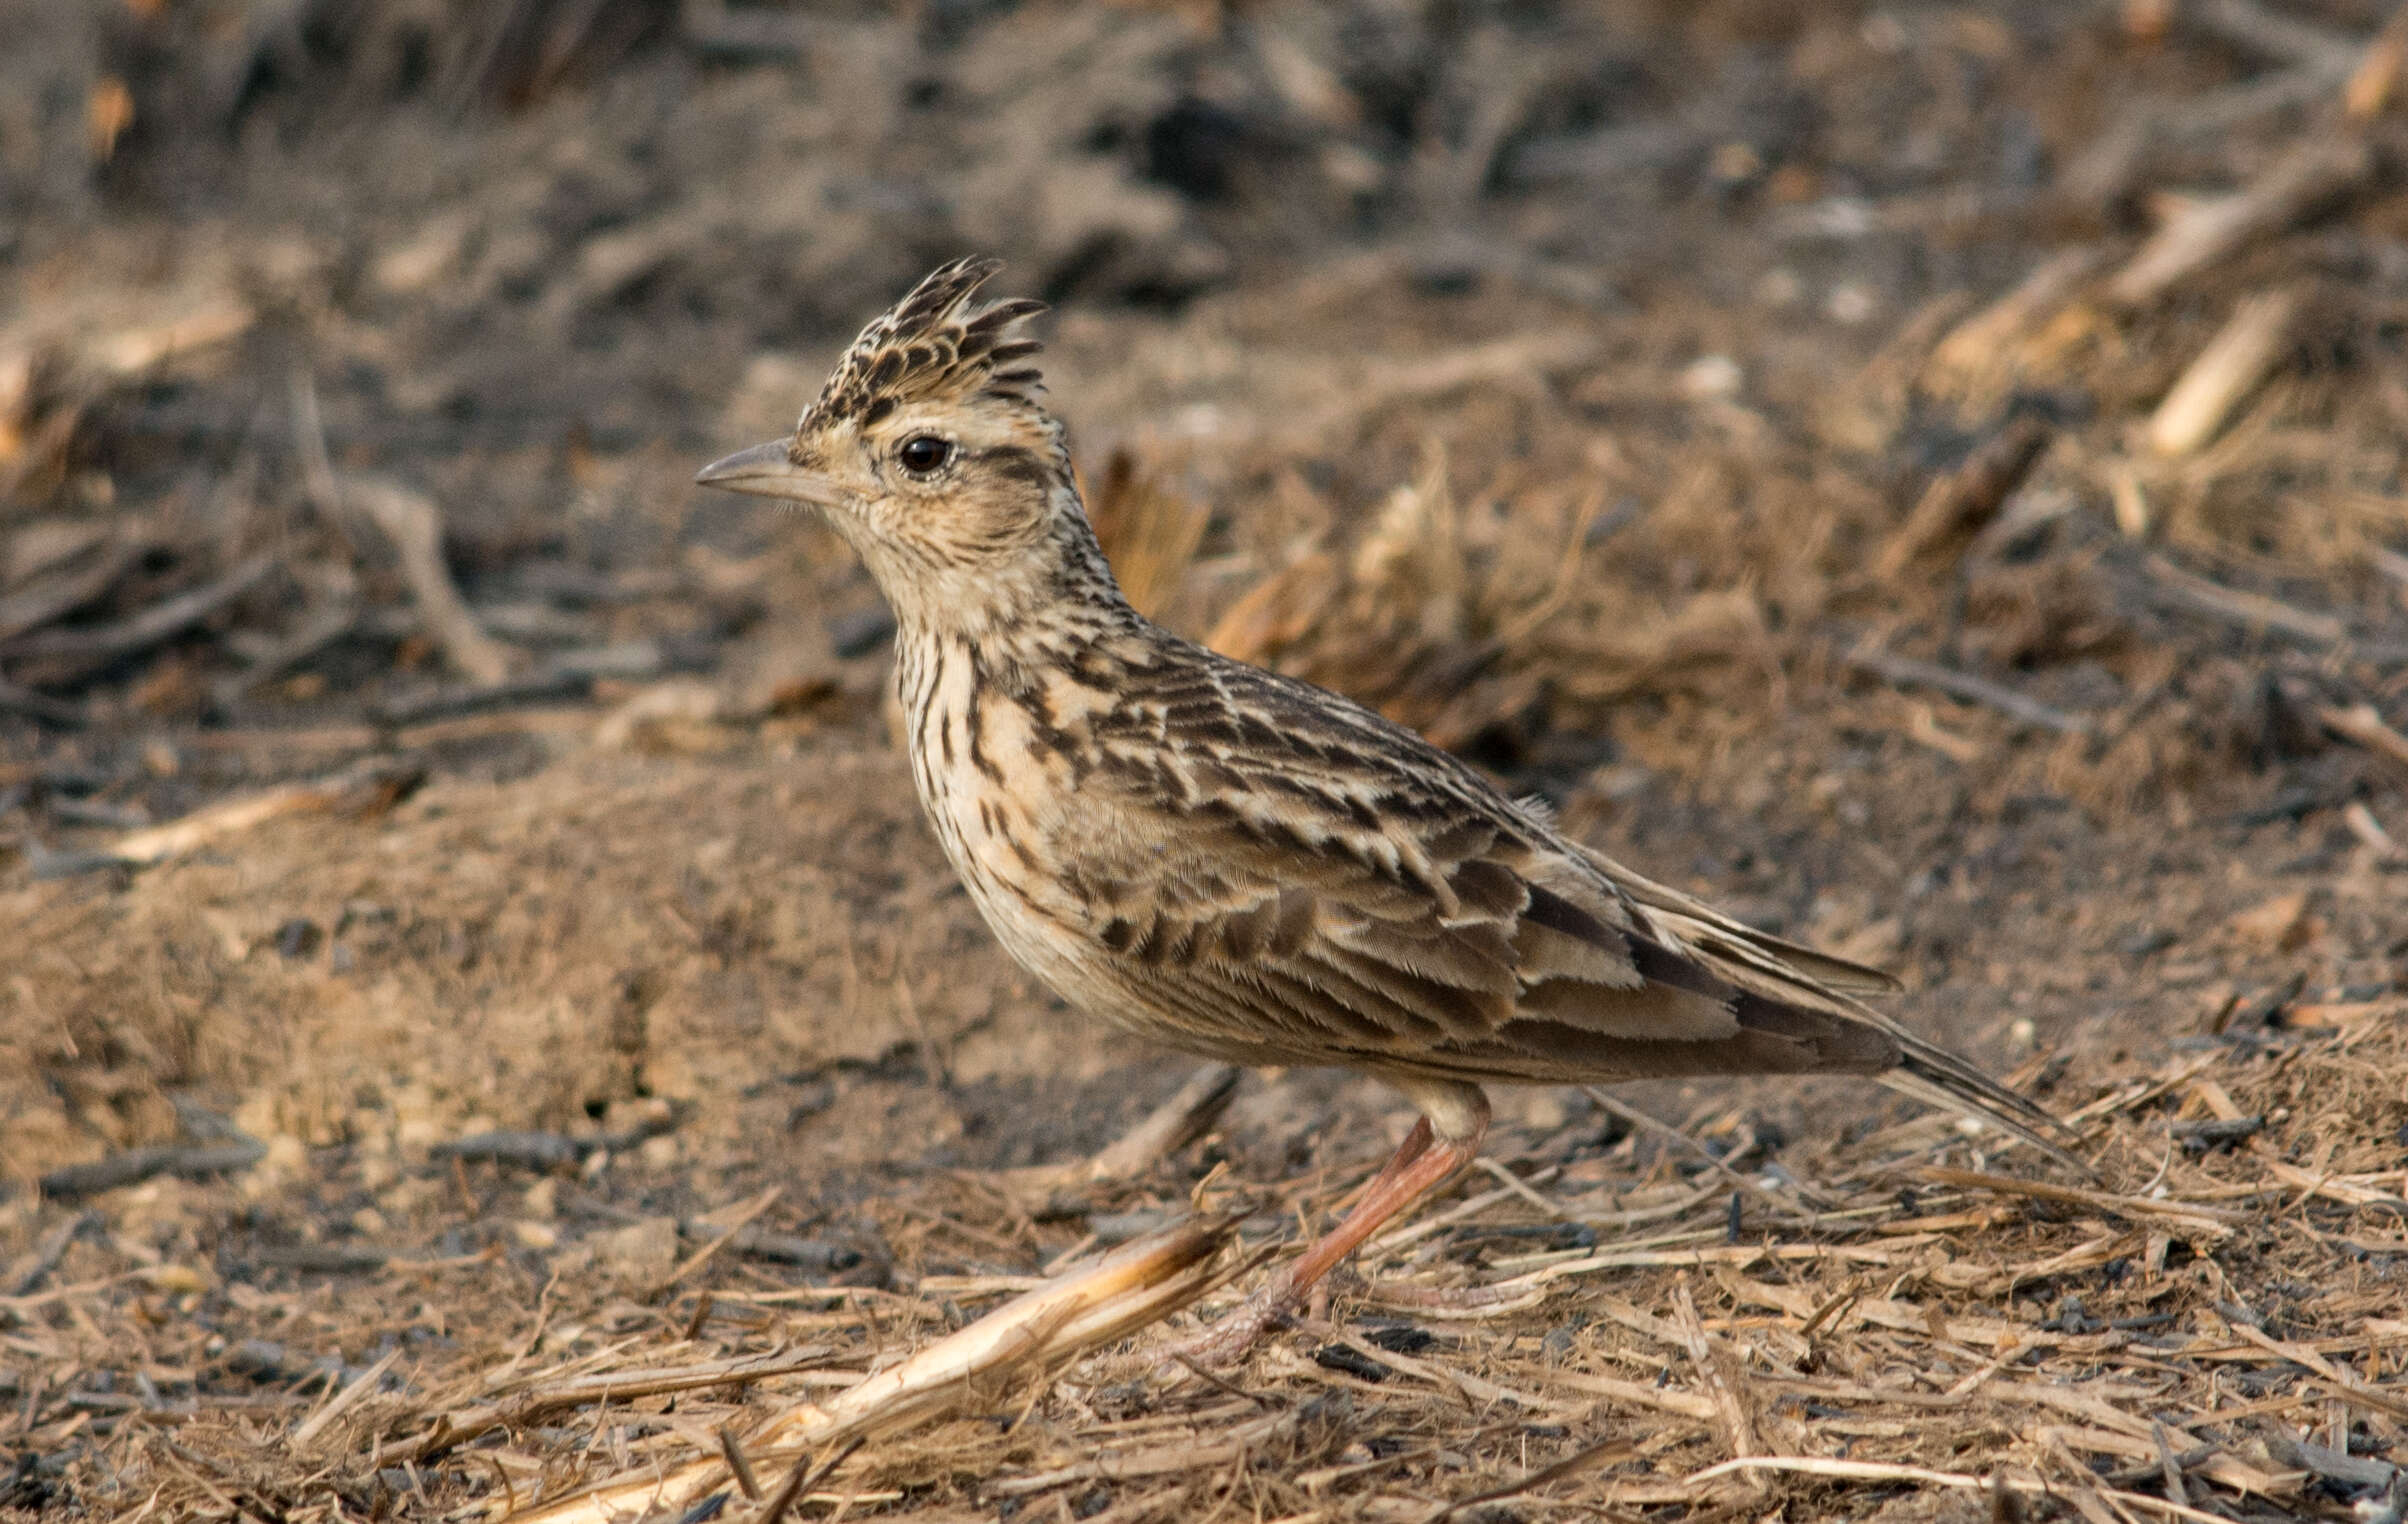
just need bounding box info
[976,445,1049,490]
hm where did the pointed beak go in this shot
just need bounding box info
[694,440,841,504]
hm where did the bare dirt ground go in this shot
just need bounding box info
[5,2,2408,1520]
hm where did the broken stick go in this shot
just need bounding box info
[509,1217,1235,1524]
[1875,417,2054,582]
[2145,287,2304,457]
[2108,135,2372,307]
[346,475,523,685]
[105,757,426,867]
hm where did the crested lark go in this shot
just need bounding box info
[699,258,2082,1359]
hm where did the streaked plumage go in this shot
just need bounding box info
[699,257,2082,1356]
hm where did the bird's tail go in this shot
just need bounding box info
[1875,1035,2093,1177]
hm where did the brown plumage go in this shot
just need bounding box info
[699,257,2083,1359]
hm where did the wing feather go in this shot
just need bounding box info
[1031,650,2083,1169]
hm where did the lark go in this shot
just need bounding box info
[699,258,2082,1359]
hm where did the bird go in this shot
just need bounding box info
[696,256,2084,1361]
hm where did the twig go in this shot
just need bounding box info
[648,1186,782,1300]
[702,1229,868,1275]
[1683,1455,2059,1505]
[431,1111,683,1171]
[90,300,253,378]
[344,475,522,685]
[1925,247,2108,392]
[1671,1277,1759,1468]
[2145,287,2304,457]
[288,367,342,511]
[39,1138,268,1200]
[0,677,84,728]
[2343,800,2405,859]
[390,1349,840,1463]
[250,1244,396,1274]
[1163,1351,1276,1409]
[1540,1369,1719,1420]
[5,1210,99,1296]
[1844,646,2094,736]
[2108,135,2373,307]
[510,1219,1235,1524]
[2344,5,2408,119]
[2060,67,2351,211]
[1917,1167,2248,1232]
[4,552,278,683]
[716,1425,761,1501]
[2267,1431,2398,1490]
[2151,1420,2192,1509]
[2194,0,2362,71]
[757,1437,863,1524]
[1472,1156,1571,1219]
[2320,703,2408,772]
[211,600,370,707]
[1082,1065,1242,1184]
[290,1348,402,1449]
[1875,416,2054,581]
[103,758,425,867]
[1010,1064,1245,1220]
[2168,1117,2264,1153]
[1688,1453,2007,1491]
[0,400,85,508]
[983,1411,1295,1498]
[0,533,146,644]
[2226,1321,2408,1421]
[370,640,665,726]
[1422,1438,1646,1522]
[1579,1088,1832,1218]
[2141,557,2346,645]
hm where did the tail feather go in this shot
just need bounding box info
[1876,1042,2093,1176]
[1587,849,1904,997]
[1568,839,2094,1178]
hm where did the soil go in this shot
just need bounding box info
[4,3,2408,1521]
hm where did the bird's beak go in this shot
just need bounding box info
[694,441,841,505]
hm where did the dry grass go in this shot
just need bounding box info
[4,1009,2402,1522]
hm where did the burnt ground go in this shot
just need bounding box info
[5,2,2408,1520]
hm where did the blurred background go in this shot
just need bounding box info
[7,1,2408,782]
[5,3,2408,1517]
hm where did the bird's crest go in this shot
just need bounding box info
[799,257,1049,434]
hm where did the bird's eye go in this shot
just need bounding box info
[895,435,953,476]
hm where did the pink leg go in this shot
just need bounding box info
[1162,1088,1489,1368]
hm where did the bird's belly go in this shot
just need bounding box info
[969,882,1117,1010]
[904,674,1291,1060]
[909,726,1101,981]
[915,764,1252,1057]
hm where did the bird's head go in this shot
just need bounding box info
[697,257,1117,636]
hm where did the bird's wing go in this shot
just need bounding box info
[1058,658,2082,1166]
[1061,678,1884,1069]
[1064,760,1735,1055]
[1592,852,1903,996]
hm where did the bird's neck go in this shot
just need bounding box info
[881,499,1144,693]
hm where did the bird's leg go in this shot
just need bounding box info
[1162,1081,1489,1368]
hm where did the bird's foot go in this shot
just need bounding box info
[1150,1281,1300,1373]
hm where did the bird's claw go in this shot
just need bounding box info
[1150,1285,1299,1374]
